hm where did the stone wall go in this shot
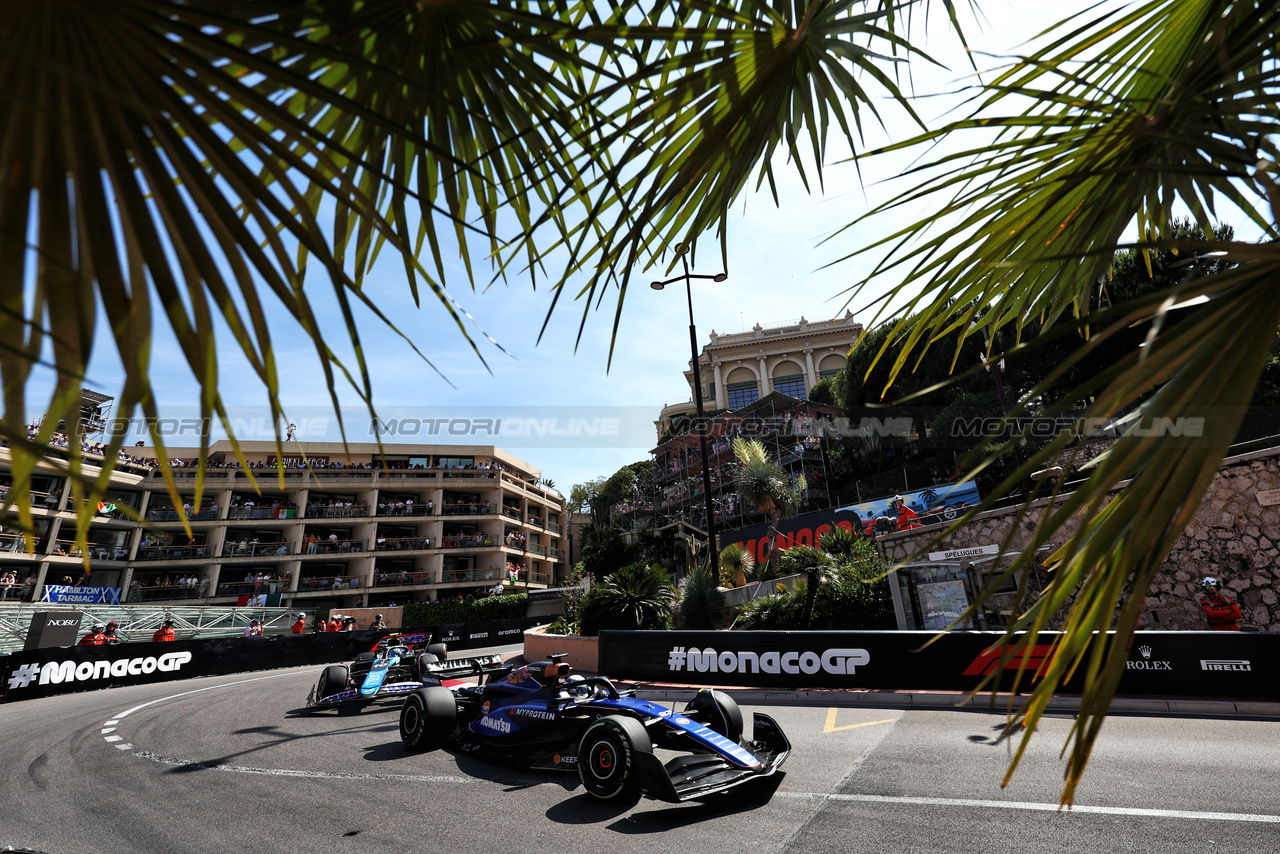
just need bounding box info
[877,447,1280,631]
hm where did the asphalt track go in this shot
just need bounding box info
[2,642,1278,854]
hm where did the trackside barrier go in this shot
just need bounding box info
[598,630,1280,700]
[0,617,543,704]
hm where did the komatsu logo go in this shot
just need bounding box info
[7,651,193,690]
[666,647,869,675]
[479,715,512,734]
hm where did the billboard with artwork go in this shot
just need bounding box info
[719,480,981,565]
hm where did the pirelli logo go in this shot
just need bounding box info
[1200,659,1251,672]
[963,644,1058,677]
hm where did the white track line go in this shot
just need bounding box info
[775,792,1280,824]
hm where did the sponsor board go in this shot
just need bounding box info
[40,585,122,605]
[599,630,1280,697]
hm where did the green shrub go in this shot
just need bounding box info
[578,562,674,636]
[403,594,527,628]
[677,565,727,629]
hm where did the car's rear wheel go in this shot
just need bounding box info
[400,686,456,751]
[686,688,743,743]
[316,664,349,700]
[578,715,650,802]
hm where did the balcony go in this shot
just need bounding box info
[440,567,503,584]
[376,504,433,517]
[307,504,369,519]
[226,506,297,520]
[374,536,431,551]
[374,569,436,587]
[501,506,522,521]
[135,543,215,561]
[441,503,492,517]
[220,540,294,558]
[439,534,497,550]
[295,574,363,593]
[526,543,546,556]
[298,538,367,555]
[146,507,221,522]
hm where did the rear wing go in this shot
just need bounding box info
[420,653,506,682]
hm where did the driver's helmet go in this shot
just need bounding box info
[504,665,535,685]
[1201,576,1220,590]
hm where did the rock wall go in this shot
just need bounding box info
[878,447,1280,631]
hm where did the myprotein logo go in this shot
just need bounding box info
[7,651,193,691]
[665,646,869,676]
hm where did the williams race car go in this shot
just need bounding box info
[307,633,453,709]
[400,653,790,803]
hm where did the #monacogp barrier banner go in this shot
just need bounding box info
[598,630,1280,699]
[1,617,544,703]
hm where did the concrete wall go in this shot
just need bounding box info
[877,446,1280,631]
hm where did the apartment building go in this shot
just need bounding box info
[0,441,566,610]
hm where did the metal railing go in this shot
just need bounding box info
[373,570,434,586]
[294,575,363,592]
[298,538,366,555]
[225,506,298,520]
[441,504,492,516]
[373,536,431,551]
[501,506,522,520]
[306,504,369,518]
[526,543,546,556]
[440,567,502,584]
[376,504,433,517]
[439,534,496,549]
[145,508,221,522]
[221,540,294,558]
[135,543,215,561]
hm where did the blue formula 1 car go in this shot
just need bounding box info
[307,633,463,710]
[399,653,790,803]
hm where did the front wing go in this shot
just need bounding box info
[635,712,790,802]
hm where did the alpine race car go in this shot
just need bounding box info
[307,633,452,709]
[400,653,790,803]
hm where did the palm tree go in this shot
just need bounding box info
[718,542,756,588]
[777,544,835,629]
[10,0,1275,803]
[731,437,805,583]
[577,562,674,636]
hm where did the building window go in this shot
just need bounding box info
[726,381,759,409]
[773,374,807,399]
[819,368,841,380]
[437,456,474,469]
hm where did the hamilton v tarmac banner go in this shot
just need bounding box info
[599,630,1280,699]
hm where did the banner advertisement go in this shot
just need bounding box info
[1,618,542,703]
[40,585,122,605]
[720,481,982,562]
[598,630,1280,699]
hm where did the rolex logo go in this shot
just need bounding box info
[1139,645,1151,660]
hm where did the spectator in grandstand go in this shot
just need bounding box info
[78,623,108,645]
[152,620,176,642]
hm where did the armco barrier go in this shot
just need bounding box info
[599,630,1280,699]
[0,617,542,704]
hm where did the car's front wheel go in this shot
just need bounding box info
[400,687,456,751]
[316,664,349,700]
[578,716,650,802]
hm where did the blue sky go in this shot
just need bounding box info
[44,1,1257,494]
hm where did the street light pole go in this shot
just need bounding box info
[651,244,726,562]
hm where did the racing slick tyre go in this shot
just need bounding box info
[400,686,456,751]
[316,665,349,700]
[686,688,743,743]
[578,715,650,802]
[426,643,448,662]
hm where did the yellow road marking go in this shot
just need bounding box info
[824,707,897,733]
